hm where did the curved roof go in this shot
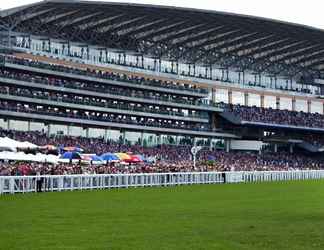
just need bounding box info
[1,0,324,79]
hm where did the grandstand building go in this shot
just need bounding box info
[1,0,324,151]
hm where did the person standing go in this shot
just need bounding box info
[36,169,43,192]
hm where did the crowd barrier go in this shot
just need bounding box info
[1,170,324,194]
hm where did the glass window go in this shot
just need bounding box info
[69,126,85,137]
[30,122,46,132]
[143,57,155,70]
[264,96,277,109]
[295,99,307,112]
[211,68,222,81]
[280,97,292,110]
[88,128,105,139]
[215,88,228,103]
[311,101,323,114]
[105,130,121,142]
[10,120,29,131]
[232,91,245,105]
[49,124,68,136]
[248,93,260,107]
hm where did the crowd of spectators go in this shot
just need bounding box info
[2,55,208,94]
[0,67,204,106]
[6,56,324,131]
[0,130,194,160]
[11,42,317,95]
[299,134,324,148]
[0,84,207,119]
[0,129,324,176]
[222,103,324,130]
[1,150,323,176]
[0,100,210,132]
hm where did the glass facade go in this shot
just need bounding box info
[215,88,228,103]
[0,119,8,130]
[88,128,105,138]
[49,124,68,135]
[29,122,46,132]
[264,96,277,109]
[280,97,292,110]
[295,99,308,112]
[232,91,245,105]
[9,120,28,131]
[18,36,324,98]
[311,101,323,114]
[248,93,261,107]
[68,126,85,137]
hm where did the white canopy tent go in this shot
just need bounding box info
[0,151,58,163]
[0,137,38,152]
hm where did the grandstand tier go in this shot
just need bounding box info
[0,1,324,168]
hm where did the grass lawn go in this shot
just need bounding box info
[1,181,324,250]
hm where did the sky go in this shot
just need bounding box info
[1,0,324,30]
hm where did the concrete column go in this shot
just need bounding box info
[67,125,71,136]
[276,97,280,110]
[225,139,230,153]
[261,95,265,108]
[157,134,162,145]
[211,114,217,130]
[176,136,179,146]
[192,137,196,146]
[140,132,144,146]
[6,119,10,130]
[104,129,108,142]
[209,139,213,151]
[244,93,249,106]
[212,88,216,104]
[210,66,213,80]
[292,98,296,111]
[307,100,311,113]
[85,128,89,138]
[274,144,278,153]
[122,131,126,144]
[158,59,161,72]
[27,121,31,132]
[47,124,51,137]
[289,144,294,154]
[86,46,90,60]
[228,91,232,104]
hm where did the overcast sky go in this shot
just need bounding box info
[1,0,324,30]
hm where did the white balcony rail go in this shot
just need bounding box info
[1,170,324,194]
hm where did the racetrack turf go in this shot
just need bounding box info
[1,180,324,250]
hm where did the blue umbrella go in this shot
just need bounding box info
[135,154,145,162]
[101,153,119,161]
[207,155,216,161]
[91,155,103,162]
[60,151,82,160]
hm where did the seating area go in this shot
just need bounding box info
[222,103,324,130]
[3,55,208,94]
[0,130,323,176]
[0,100,210,132]
[0,85,207,119]
[0,68,203,107]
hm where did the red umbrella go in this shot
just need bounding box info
[40,145,57,150]
[124,155,142,163]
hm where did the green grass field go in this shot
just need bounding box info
[1,181,324,250]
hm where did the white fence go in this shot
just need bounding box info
[1,170,324,194]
